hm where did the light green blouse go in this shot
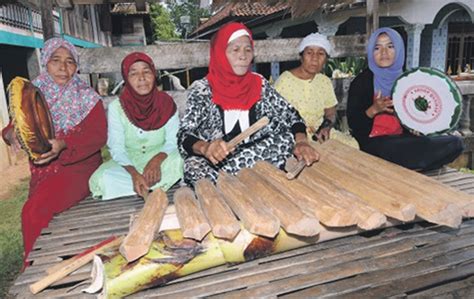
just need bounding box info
[89,100,183,200]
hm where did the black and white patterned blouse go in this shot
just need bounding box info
[177,77,306,185]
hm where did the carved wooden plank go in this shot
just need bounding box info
[194,179,241,240]
[237,168,321,237]
[307,159,416,222]
[252,161,357,227]
[321,140,474,218]
[296,166,386,230]
[317,143,462,228]
[78,35,367,74]
[216,172,280,238]
[174,187,211,241]
[120,190,168,262]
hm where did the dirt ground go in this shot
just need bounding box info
[0,156,30,201]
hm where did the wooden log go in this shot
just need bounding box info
[78,35,367,74]
[194,179,241,240]
[119,189,168,262]
[252,161,357,227]
[297,166,387,230]
[318,145,462,228]
[227,117,269,149]
[216,172,280,238]
[174,187,211,241]
[29,236,122,294]
[306,159,416,222]
[237,168,321,237]
[45,235,123,275]
[320,140,470,221]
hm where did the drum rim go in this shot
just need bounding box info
[391,67,462,136]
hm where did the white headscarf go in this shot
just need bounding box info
[298,33,332,56]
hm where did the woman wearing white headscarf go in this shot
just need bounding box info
[275,33,358,147]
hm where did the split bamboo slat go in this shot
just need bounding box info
[296,166,387,230]
[174,187,211,241]
[194,179,241,240]
[119,189,168,262]
[217,171,280,238]
[321,140,472,221]
[237,168,321,237]
[252,161,358,227]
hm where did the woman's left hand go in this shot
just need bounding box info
[293,140,320,166]
[314,127,331,143]
[143,153,167,186]
[34,139,66,165]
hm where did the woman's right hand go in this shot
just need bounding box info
[195,139,231,165]
[131,172,149,198]
[366,91,394,118]
[3,126,22,153]
[124,166,149,197]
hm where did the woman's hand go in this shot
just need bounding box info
[194,139,232,165]
[293,133,320,166]
[143,153,167,186]
[132,172,149,198]
[314,127,331,143]
[3,126,22,153]
[124,166,149,197]
[366,91,394,118]
[34,139,66,165]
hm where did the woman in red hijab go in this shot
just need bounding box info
[177,22,319,185]
[89,52,183,200]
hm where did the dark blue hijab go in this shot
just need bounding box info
[367,27,405,97]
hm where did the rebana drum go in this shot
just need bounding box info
[392,67,462,135]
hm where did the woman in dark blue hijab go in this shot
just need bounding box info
[347,27,464,171]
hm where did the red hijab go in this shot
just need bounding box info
[120,52,176,131]
[207,22,262,111]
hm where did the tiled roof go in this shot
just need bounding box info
[193,2,289,35]
[111,3,150,15]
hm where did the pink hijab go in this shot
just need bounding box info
[33,38,100,134]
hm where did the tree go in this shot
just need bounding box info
[167,0,210,39]
[150,3,179,41]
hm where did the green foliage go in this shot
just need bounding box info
[150,3,179,41]
[167,0,210,38]
[0,179,29,298]
[325,57,367,78]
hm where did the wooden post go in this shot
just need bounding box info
[0,68,12,170]
[366,0,379,36]
[40,0,55,41]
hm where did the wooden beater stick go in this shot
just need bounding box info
[30,236,123,294]
[285,157,306,180]
[227,117,269,148]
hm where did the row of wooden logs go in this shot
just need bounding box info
[30,140,474,294]
[170,140,474,245]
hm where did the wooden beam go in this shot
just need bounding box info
[174,187,211,241]
[55,0,73,8]
[78,35,367,74]
[71,0,159,4]
[135,0,146,11]
[366,0,379,36]
[40,0,55,41]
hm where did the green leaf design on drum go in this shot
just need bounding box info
[414,96,429,112]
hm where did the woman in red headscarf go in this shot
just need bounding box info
[89,52,183,199]
[177,22,319,185]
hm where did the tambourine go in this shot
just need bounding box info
[8,77,55,160]
[392,67,462,135]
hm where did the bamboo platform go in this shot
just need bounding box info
[9,167,474,298]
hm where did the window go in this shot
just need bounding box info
[447,22,474,74]
[122,17,133,34]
